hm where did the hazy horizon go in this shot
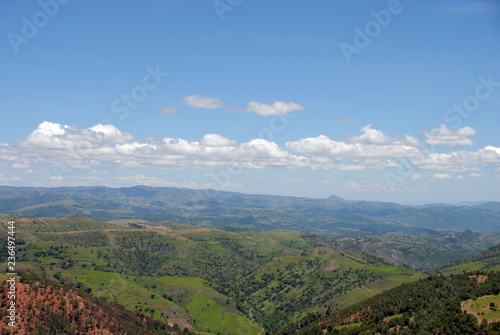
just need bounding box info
[0,183,498,207]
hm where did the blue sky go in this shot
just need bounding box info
[1,0,499,204]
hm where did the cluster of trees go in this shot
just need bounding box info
[0,272,187,334]
[280,271,500,334]
[36,230,110,246]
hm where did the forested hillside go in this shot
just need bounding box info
[280,272,500,334]
[0,272,179,334]
[1,215,426,334]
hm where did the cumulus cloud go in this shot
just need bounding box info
[4,121,500,185]
[22,121,132,153]
[286,125,421,158]
[182,95,305,117]
[200,134,237,147]
[411,146,500,170]
[342,118,354,123]
[184,95,224,109]
[115,142,159,155]
[245,101,304,117]
[425,124,476,146]
[346,124,392,144]
[469,173,483,178]
[402,135,421,147]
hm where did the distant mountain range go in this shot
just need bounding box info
[1,185,500,235]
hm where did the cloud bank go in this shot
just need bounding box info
[2,122,499,185]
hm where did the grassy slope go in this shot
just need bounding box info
[0,273,179,334]
[1,215,427,334]
[331,231,500,272]
[2,217,326,334]
[438,244,500,275]
[462,294,500,325]
[230,246,425,332]
[14,237,262,333]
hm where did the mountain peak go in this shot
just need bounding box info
[326,194,345,202]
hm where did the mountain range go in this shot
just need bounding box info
[1,185,500,235]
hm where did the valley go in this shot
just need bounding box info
[1,186,500,334]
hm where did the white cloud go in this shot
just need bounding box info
[200,134,237,147]
[184,95,224,109]
[22,121,132,154]
[346,124,391,144]
[469,173,483,178]
[246,101,304,117]
[341,118,354,123]
[286,125,421,158]
[425,124,476,146]
[485,146,500,155]
[12,163,29,169]
[3,121,500,185]
[115,142,159,155]
[456,175,464,180]
[182,95,305,117]
[402,135,421,147]
[432,173,452,180]
[411,146,500,170]
[160,106,181,114]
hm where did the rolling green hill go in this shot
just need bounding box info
[280,272,500,334]
[2,215,427,334]
[438,244,500,275]
[0,272,182,334]
[330,230,500,272]
[227,247,425,333]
